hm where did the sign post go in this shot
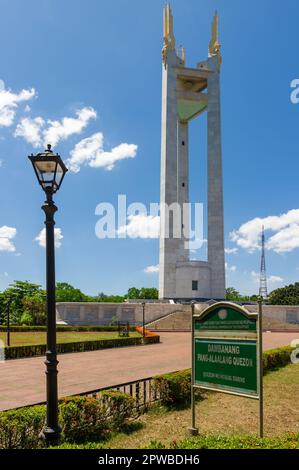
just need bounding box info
[258,299,263,438]
[189,302,199,436]
[190,301,263,437]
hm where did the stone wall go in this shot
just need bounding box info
[245,304,299,324]
[56,302,191,326]
[56,302,299,326]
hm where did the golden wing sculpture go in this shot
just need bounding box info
[208,11,221,64]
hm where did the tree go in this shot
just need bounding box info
[56,282,88,302]
[226,287,241,301]
[21,293,46,325]
[126,287,158,300]
[1,281,44,324]
[139,287,159,300]
[126,287,141,299]
[225,287,253,303]
[268,282,298,305]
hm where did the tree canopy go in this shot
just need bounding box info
[0,280,160,325]
[268,282,299,305]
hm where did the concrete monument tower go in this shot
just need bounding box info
[159,5,225,300]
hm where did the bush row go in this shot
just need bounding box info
[153,346,296,406]
[4,331,160,360]
[0,325,134,332]
[135,326,160,345]
[4,337,142,360]
[0,391,135,449]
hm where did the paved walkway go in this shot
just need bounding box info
[0,332,298,411]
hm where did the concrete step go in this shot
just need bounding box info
[147,309,194,331]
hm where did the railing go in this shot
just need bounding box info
[76,376,160,410]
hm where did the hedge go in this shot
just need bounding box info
[135,326,160,345]
[0,392,135,449]
[263,346,294,371]
[0,325,135,332]
[153,370,191,406]
[0,406,45,449]
[4,332,160,360]
[153,345,297,406]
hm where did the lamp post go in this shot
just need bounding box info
[6,296,12,347]
[28,144,68,443]
[142,302,146,337]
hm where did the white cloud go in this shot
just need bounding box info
[144,264,159,274]
[268,275,284,284]
[0,225,17,252]
[67,132,137,172]
[251,270,283,285]
[266,224,299,253]
[35,227,63,248]
[225,247,238,254]
[225,263,237,272]
[43,107,96,146]
[15,117,45,147]
[230,209,299,253]
[15,107,97,148]
[117,214,160,239]
[0,81,36,127]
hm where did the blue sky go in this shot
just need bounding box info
[1,0,299,296]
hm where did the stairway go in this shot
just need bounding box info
[146,307,204,331]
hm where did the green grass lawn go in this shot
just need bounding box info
[56,363,299,449]
[0,330,141,347]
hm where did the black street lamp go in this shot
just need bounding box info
[6,296,12,347]
[28,144,68,443]
[142,302,146,337]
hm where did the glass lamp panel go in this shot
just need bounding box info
[35,159,57,174]
[54,161,64,187]
[34,159,57,189]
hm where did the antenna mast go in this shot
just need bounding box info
[259,226,268,299]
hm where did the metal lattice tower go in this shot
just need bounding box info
[259,226,268,299]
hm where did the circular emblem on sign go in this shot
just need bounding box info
[218,309,227,320]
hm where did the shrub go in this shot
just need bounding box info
[263,346,294,371]
[135,326,160,344]
[153,346,296,407]
[99,390,136,430]
[0,325,135,332]
[0,406,45,449]
[153,369,191,406]
[5,336,143,360]
[59,396,107,443]
[19,311,34,326]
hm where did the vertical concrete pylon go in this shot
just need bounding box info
[177,120,189,262]
[159,5,180,298]
[207,55,225,299]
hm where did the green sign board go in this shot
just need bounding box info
[195,306,257,332]
[195,338,257,396]
[193,302,259,398]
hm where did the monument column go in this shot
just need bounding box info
[159,5,180,298]
[177,120,189,261]
[207,55,225,299]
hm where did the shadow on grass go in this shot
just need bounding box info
[147,393,206,415]
[117,421,145,435]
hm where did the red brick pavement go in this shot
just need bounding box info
[0,332,298,411]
